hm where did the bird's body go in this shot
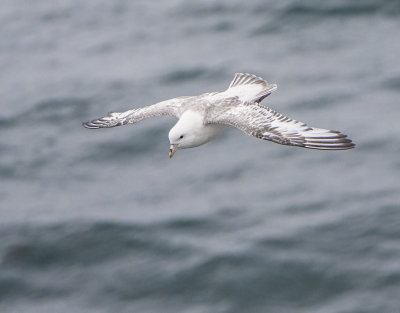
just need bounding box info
[83,73,355,157]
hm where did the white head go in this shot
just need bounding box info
[168,110,205,158]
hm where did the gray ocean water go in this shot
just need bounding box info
[1,1,400,312]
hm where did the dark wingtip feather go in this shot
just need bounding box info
[300,129,356,150]
[82,116,121,129]
[82,121,101,129]
[304,137,355,150]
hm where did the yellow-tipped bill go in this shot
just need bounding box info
[169,144,178,158]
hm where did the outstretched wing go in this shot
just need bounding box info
[224,73,277,103]
[82,99,185,129]
[205,104,355,150]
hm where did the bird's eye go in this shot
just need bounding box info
[179,135,184,139]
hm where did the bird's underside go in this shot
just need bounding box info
[83,73,355,150]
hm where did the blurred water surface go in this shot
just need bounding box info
[1,1,400,312]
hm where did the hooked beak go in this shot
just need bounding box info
[169,144,178,159]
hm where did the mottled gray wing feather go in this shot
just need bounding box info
[206,103,355,150]
[82,99,186,129]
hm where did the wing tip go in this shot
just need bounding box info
[82,121,100,129]
[303,143,355,150]
[303,132,356,150]
[82,118,119,129]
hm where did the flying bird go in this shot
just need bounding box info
[83,73,355,157]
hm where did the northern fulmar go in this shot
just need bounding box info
[83,73,355,158]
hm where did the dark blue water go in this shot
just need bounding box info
[1,1,400,312]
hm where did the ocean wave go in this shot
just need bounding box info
[158,67,226,86]
[1,98,91,130]
[256,0,400,18]
[252,0,400,35]
[1,222,179,268]
[79,123,168,163]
